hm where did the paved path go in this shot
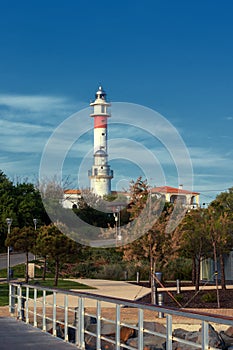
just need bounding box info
[72,278,151,302]
[0,317,77,350]
[0,252,34,270]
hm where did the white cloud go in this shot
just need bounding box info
[0,94,75,113]
[0,95,232,203]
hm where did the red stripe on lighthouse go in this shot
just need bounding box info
[94,116,107,129]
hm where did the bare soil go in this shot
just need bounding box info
[135,281,233,309]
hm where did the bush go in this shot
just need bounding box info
[174,293,183,302]
[70,262,97,278]
[201,292,217,303]
[93,263,125,280]
[163,258,192,280]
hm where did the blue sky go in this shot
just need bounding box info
[0,0,233,205]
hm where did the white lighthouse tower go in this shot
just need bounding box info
[88,86,113,197]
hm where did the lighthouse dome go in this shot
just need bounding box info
[95,86,106,100]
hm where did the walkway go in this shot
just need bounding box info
[0,317,76,350]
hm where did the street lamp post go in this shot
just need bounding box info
[33,218,38,230]
[6,218,12,282]
[33,218,38,260]
[114,208,122,244]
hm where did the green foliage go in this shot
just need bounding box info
[174,293,183,302]
[163,258,192,281]
[73,198,115,228]
[0,284,9,306]
[214,187,233,212]
[71,262,97,278]
[5,226,38,282]
[93,263,126,280]
[0,171,50,252]
[201,292,217,303]
[36,225,80,285]
[127,176,149,220]
[91,261,150,281]
[6,226,37,253]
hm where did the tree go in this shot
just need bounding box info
[122,177,180,288]
[5,226,37,282]
[178,209,210,291]
[127,176,149,220]
[14,182,50,227]
[204,204,233,291]
[122,203,178,281]
[0,171,16,250]
[214,187,233,212]
[36,225,79,286]
[0,171,51,252]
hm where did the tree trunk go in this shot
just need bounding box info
[25,251,29,283]
[54,259,59,286]
[195,257,200,292]
[213,241,220,308]
[219,253,226,290]
[42,256,47,281]
[192,257,196,286]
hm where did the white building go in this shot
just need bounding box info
[63,186,199,210]
[151,185,200,209]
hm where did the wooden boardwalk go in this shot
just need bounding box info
[0,317,77,350]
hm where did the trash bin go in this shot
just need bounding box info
[154,272,162,283]
[153,272,162,305]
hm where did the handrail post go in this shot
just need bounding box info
[77,297,85,349]
[52,292,56,336]
[138,308,144,349]
[116,304,121,350]
[25,286,29,323]
[166,314,173,350]
[17,284,22,320]
[64,294,68,342]
[9,284,15,316]
[42,289,46,331]
[202,320,209,349]
[34,287,37,327]
[96,300,101,350]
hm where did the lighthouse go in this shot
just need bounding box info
[88,86,113,197]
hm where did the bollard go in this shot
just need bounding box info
[136,271,140,284]
[157,293,164,318]
[124,271,128,281]
[176,279,181,294]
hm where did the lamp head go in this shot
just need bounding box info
[6,218,12,226]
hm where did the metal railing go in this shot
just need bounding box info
[9,282,233,349]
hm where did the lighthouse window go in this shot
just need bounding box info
[101,106,105,113]
[102,133,105,136]
[101,166,103,169]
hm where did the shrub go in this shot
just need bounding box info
[163,258,192,280]
[201,292,217,303]
[93,263,125,280]
[174,293,183,302]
